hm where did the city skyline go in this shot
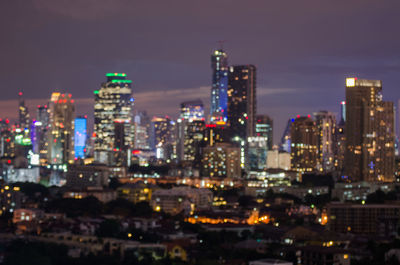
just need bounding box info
[1,1,400,142]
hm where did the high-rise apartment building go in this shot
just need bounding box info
[202,143,241,179]
[94,73,133,165]
[176,100,205,165]
[345,78,395,182]
[210,49,228,123]
[227,65,257,142]
[48,92,75,165]
[314,111,336,173]
[290,116,318,173]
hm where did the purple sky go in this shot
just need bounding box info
[1,0,400,143]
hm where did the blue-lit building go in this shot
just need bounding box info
[74,117,87,159]
[210,49,228,123]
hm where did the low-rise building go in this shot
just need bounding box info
[327,202,400,236]
[117,182,156,203]
[13,208,45,223]
[66,163,109,188]
[331,181,396,202]
[63,187,116,203]
[151,187,212,215]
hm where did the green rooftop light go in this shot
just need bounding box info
[94,90,99,94]
[106,73,126,77]
[111,79,132,84]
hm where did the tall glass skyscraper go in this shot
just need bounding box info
[94,73,133,165]
[210,49,228,123]
[74,117,87,159]
[48,92,75,165]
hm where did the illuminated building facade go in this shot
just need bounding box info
[280,119,293,153]
[340,101,346,122]
[247,136,268,171]
[94,73,133,165]
[345,78,395,182]
[202,143,241,178]
[228,65,257,142]
[203,124,228,147]
[255,115,273,150]
[0,119,14,158]
[151,116,175,160]
[210,49,228,123]
[290,116,318,173]
[314,111,336,173]
[176,100,206,165]
[18,91,30,129]
[180,100,205,121]
[35,105,50,165]
[334,119,346,173]
[74,117,87,159]
[48,92,75,165]
[134,111,151,150]
[266,150,291,170]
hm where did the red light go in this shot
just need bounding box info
[307,114,311,118]
[132,150,141,155]
[58,100,62,103]
[92,132,96,137]
[18,92,22,96]
[5,119,9,124]
[84,115,87,119]
[37,105,40,108]
[6,139,10,142]
[61,94,65,97]
[54,139,57,143]
[45,105,47,108]
[245,117,248,120]
[71,100,75,103]
[7,160,11,164]
[206,124,217,128]
[296,115,300,118]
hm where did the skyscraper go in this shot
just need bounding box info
[48,92,75,165]
[280,119,293,153]
[345,78,395,182]
[134,111,151,150]
[228,65,257,142]
[255,115,273,150]
[18,91,30,129]
[314,111,336,173]
[74,117,87,159]
[151,116,175,160]
[36,105,50,165]
[290,116,318,173]
[94,73,133,165]
[210,49,228,123]
[177,100,205,165]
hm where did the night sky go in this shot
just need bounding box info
[1,0,400,143]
